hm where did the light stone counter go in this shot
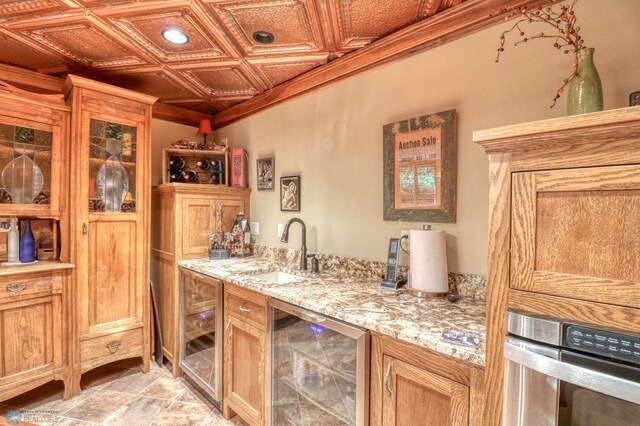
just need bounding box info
[179,257,486,367]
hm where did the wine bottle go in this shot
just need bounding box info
[169,157,185,169]
[210,171,221,184]
[197,159,211,170]
[184,170,198,182]
[170,171,185,182]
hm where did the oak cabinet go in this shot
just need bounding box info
[223,284,267,426]
[371,334,482,426]
[151,184,250,375]
[64,75,156,382]
[381,356,469,425]
[0,268,72,402]
[511,165,640,308]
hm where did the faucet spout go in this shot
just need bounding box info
[280,218,307,271]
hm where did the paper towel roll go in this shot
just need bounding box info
[409,228,448,293]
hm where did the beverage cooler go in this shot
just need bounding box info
[268,299,370,425]
[179,270,223,404]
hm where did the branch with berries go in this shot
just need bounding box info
[495,0,586,108]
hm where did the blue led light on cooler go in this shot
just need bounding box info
[308,323,327,335]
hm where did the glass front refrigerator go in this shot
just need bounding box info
[269,298,370,426]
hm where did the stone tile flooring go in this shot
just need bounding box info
[0,359,247,426]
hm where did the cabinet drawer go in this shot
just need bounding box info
[185,310,215,341]
[80,328,143,369]
[225,290,266,329]
[0,273,61,302]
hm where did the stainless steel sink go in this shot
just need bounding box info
[253,271,303,284]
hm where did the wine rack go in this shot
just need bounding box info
[162,147,229,185]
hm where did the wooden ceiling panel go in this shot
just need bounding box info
[166,99,224,115]
[17,19,147,69]
[206,0,326,55]
[329,0,431,50]
[249,56,327,88]
[0,31,68,73]
[106,6,233,62]
[0,0,68,19]
[176,63,261,98]
[104,68,199,100]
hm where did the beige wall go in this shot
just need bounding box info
[156,0,640,275]
[151,119,198,185]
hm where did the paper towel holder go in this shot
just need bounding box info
[403,224,449,300]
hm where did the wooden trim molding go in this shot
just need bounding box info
[210,0,550,129]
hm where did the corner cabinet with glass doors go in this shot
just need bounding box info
[63,76,156,394]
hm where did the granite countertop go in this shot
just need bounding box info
[179,257,486,367]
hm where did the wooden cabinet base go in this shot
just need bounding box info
[370,333,484,426]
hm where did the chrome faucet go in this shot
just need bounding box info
[280,218,307,271]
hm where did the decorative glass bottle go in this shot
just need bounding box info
[567,48,603,115]
[7,216,19,263]
[19,218,36,263]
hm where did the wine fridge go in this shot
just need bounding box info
[268,299,370,425]
[179,269,224,405]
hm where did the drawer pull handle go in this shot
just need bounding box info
[106,340,121,354]
[384,362,393,397]
[6,282,27,293]
[238,305,251,313]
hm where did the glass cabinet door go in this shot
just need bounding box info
[180,271,223,400]
[0,122,53,205]
[88,119,137,213]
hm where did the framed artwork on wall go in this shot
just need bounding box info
[383,109,457,223]
[257,157,274,190]
[280,175,300,212]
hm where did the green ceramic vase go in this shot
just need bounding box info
[567,48,603,115]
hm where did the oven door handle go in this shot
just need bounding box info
[504,339,640,405]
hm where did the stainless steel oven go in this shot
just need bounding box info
[268,298,370,426]
[504,310,640,426]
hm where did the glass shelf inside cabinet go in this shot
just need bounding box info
[0,122,52,205]
[272,317,357,425]
[88,119,136,213]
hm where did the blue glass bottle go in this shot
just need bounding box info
[19,218,36,263]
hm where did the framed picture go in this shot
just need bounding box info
[383,109,457,222]
[256,157,274,190]
[280,175,301,212]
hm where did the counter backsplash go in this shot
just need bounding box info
[253,245,486,301]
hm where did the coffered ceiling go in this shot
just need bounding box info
[0,0,471,117]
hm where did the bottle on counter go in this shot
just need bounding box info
[7,216,19,263]
[19,218,36,263]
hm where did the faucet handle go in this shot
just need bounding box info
[306,254,320,273]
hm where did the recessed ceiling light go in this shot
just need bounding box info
[162,29,189,44]
[253,31,275,44]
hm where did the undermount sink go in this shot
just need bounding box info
[254,271,303,284]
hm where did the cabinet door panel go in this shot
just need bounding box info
[182,198,214,256]
[1,296,60,378]
[219,199,245,235]
[382,355,468,426]
[225,314,264,424]
[86,220,138,332]
[511,165,640,308]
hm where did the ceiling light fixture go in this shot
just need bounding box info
[162,29,189,44]
[253,30,275,44]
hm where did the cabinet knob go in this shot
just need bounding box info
[6,282,27,293]
[82,223,88,235]
[384,362,393,397]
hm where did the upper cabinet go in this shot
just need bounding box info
[0,81,68,217]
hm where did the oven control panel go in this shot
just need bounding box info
[565,324,640,365]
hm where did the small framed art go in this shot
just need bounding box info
[280,175,300,212]
[257,157,274,190]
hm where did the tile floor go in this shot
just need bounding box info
[0,359,247,426]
